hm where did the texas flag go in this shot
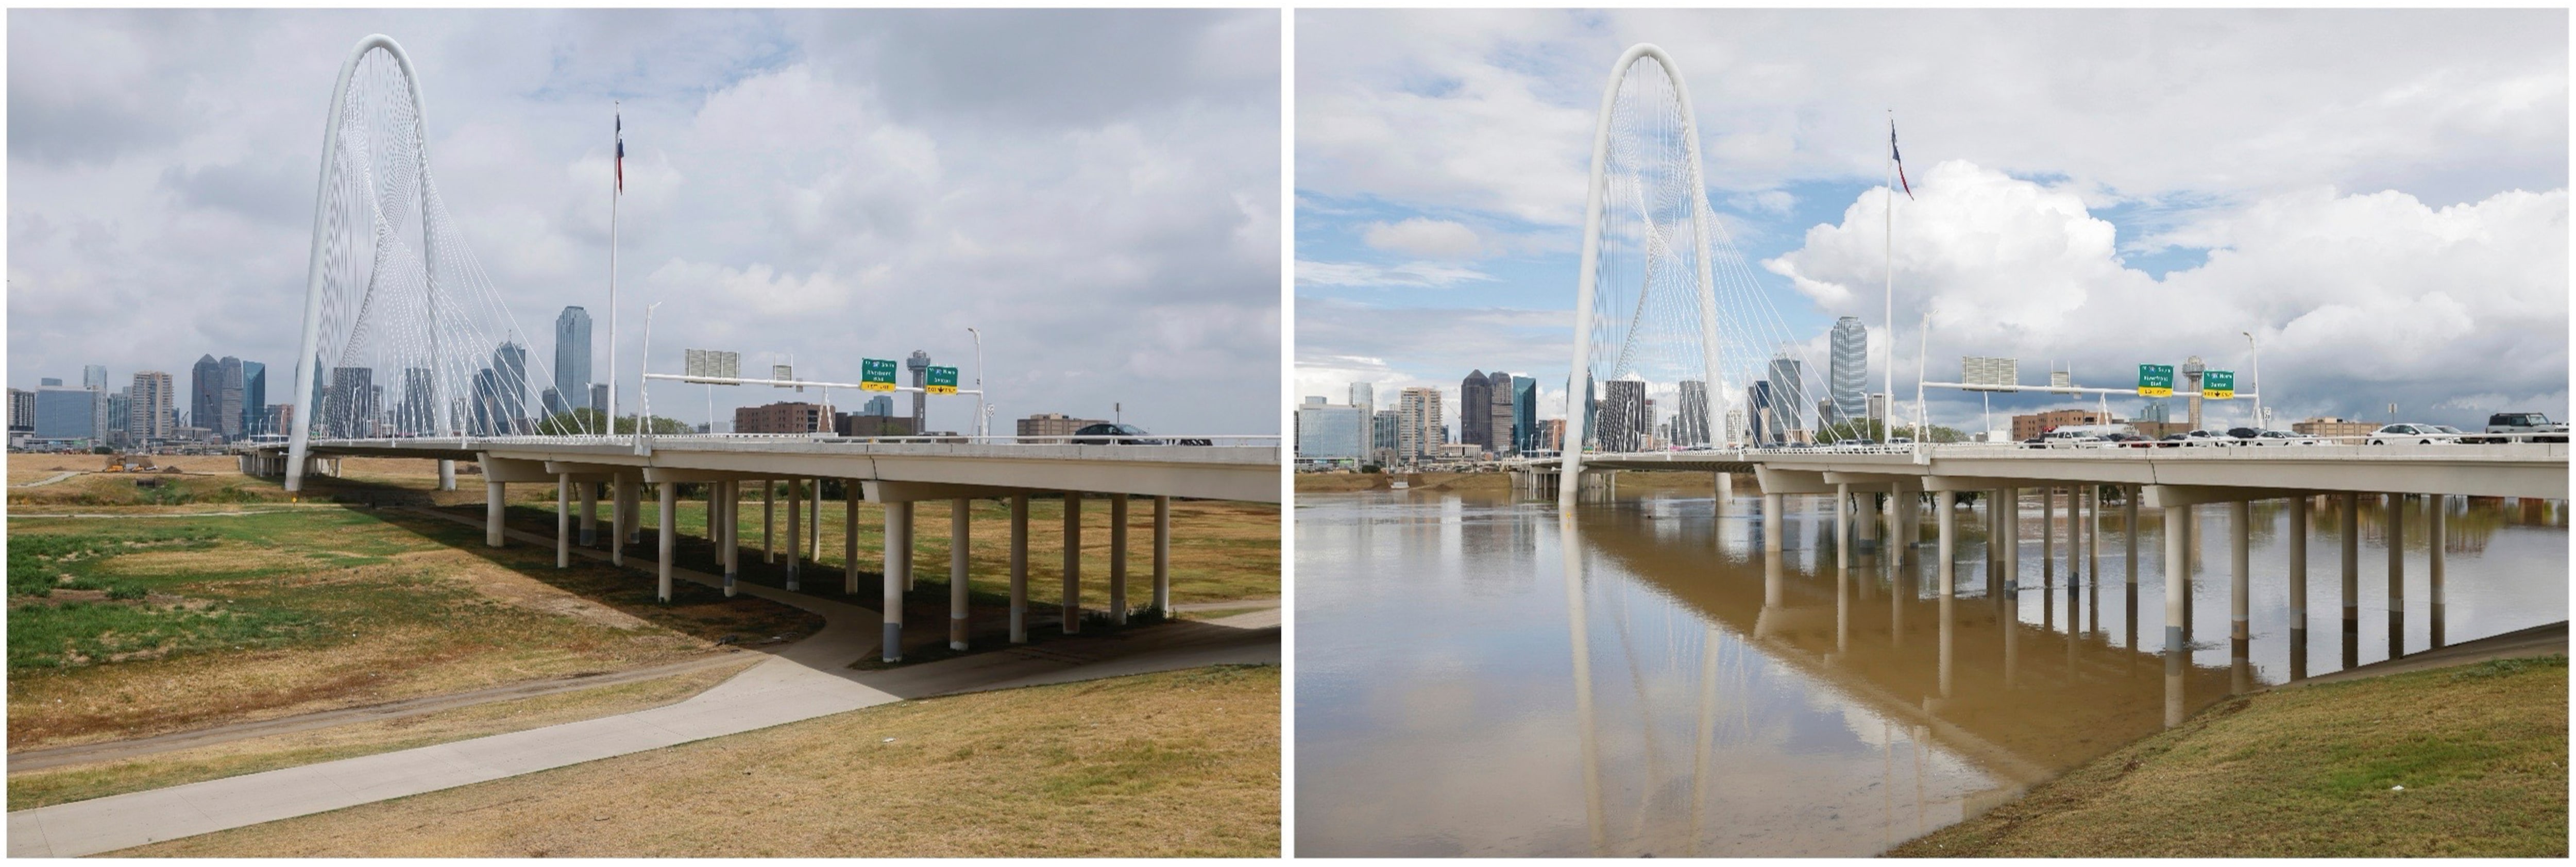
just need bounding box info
[615,112,625,194]
[1889,118,1913,199]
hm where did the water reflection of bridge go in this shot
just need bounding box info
[1569,506,2236,792]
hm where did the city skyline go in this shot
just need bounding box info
[1295,9,2567,435]
[10,9,1282,437]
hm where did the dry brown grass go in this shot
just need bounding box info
[121,665,1282,858]
[7,659,756,810]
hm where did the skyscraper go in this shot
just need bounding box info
[191,354,221,435]
[1676,380,1710,446]
[1397,387,1443,461]
[1511,376,1537,453]
[1748,381,1775,446]
[555,307,592,419]
[1459,370,1495,451]
[1372,409,1399,460]
[1766,352,1807,439]
[1348,382,1374,413]
[492,342,530,432]
[400,367,437,435]
[1485,370,1514,456]
[471,367,499,435]
[1829,316,1867,426]
[82,365,109,392]
[215,356,245,440]
[1596,379,1649,452]
[907,350,933,432]
[128,371,174,443]
[240,361,267,436]
[9,388,34,431]
[864,394,894,417]
[326,367,377,438]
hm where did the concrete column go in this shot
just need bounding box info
[1010,494,1030,643]
[2386,494,2404,659]
[609,475,629,565]
[2341,492,2361,672]
[2084,486,2098,577]
[2000,487,2019,591]
[1856,490,1879,550]
[1109,494,1130,625]
[844,484,861,596]
[1153,496,1173,614]
[2041,486,2056,584]
[2124,486,2139,588]
[622,477,641,546]
[1895,483,1919,555]
[2430,496,2446,649]
[785,479,803,591]
[2163,504,2189,728]
[1762,493,1784,554]
[1063,492,1083,633]
[2289,496,2309,678]
[721,481,739,597]
[2230,500,2251,694]
[1937,490,1956,700]
[809,481,823,563]
[438,458,456,491]
[762,480,775,563]
[555,475,571,568]
[485,481,506,548]
[657,483,677,602]
[1714,471,1733,513]
[1835,483,1851,567]
[580,480,598,547]
[883,501,910,663]
[950,499,973,650]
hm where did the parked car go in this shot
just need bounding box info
[2476,412,2568,444]
[2366,423,2459,446]
[2253,429,2319,446]
[1071,422,1162,445]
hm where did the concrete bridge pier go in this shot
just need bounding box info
[1835,483,1851,567]
[720,481,739,596]
[883,501,912,662]
[1714,470,1733,513]
[1063,492,1084,633]
[2163,502,2189,728]
[657,482,677,603]
[485,481,506,548]
[2041,486,2056,586]
[2341,491,2361,670]
[1761,493,1785,554]
[1010,494,1030,643]
[555,475,570,568]
[785,478,803,591]
[1110,494,1130,625]
[1999,487,2019,593]
[2430,497,2447,649]
[2123,485,2138,589]
[1153,496,1173,614]
[844,485,862,596]
[952,498,973,650]
[438,459,456,491]
[1893,481,1920,558]
[610,475,634,566]
[578,479,598,547]
[1855,490,1879,552]
[2387,493,2404,659]
[1937,490,1956,700]
[809,482,823,564]
[761,480,774,564]
[2230,500,2252,695]
[2289,495,2309,679]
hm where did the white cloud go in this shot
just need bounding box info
[1296,260,1494,288]
[1362,217,1483,259]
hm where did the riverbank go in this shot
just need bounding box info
[1891,652,2568,857]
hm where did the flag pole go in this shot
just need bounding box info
[607,101,620,439]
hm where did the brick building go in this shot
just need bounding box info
[2010,409,2115,441]
[735,401,834,434]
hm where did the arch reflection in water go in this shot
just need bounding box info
[1292,487,2567,857]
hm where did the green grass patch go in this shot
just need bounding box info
[9,600,315,671]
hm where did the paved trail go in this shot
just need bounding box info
[8,505,1277,857]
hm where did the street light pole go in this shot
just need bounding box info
[2242,330,2265,430]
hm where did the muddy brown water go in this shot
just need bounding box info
[1293,488,2568,857]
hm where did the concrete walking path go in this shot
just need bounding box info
[11,470,82,488]
[8,504,1276,857]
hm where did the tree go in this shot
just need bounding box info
[535,407,691,436]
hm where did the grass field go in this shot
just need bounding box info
[1891,656,2569,857]
[7,503,817,752]
[120,665,1282,857]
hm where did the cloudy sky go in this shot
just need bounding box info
[1296,9,2567,434]
[11,9,1281,435]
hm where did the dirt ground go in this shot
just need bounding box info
[121,665,1282,858]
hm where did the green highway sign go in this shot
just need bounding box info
[2203,370,2236,400]
[925,366,959,395]
[860,358,899,392]
[2137,364,2174,397]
